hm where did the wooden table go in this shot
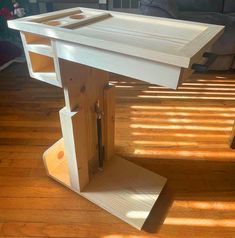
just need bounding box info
[8,7,224,230]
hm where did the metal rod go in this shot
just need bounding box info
[95,100,104,170]
[97,117,103,169]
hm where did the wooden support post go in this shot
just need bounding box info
[59,107,89,191]
[103,84,115,161]
[229,121,235,149]
[59,59,109,185]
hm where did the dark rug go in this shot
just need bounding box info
[0,40,22,71]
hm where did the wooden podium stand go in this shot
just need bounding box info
[8,8,224,230]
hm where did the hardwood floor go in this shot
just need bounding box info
[0,63,235,237]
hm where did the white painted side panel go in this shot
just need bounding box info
[56,41,181,89]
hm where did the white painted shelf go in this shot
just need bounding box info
[31,72,59,86]
[27,44,53,57]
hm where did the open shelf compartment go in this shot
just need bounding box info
[23,32,53,57]
[24,32,51,45]
[43,138,167,230]
[27,51,61,87]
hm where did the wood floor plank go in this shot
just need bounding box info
[0,210,120,224]
[0,197,98,210]
[0,186,73,198]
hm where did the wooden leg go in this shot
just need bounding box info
[59,108,89,191]
[59,59,109,187]
[104,84,115,161]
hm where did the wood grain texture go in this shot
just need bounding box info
[43,138,71,187]
[59,108,89,191]
[0,64,235,237]
[59,59,109,175]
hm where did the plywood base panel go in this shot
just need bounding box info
[43,138,167,230]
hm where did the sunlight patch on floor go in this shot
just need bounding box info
[138,95,235,100]
[130,124,231,131]
[165,218,235,227]
[174,201,235,211]
[126,211,149,219]
[130,105,235,112]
